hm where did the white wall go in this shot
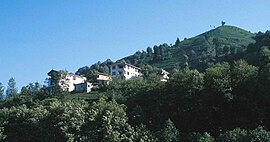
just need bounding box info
[60,75,86,92]
[110,63,141,80]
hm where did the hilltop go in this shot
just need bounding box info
[121,25,255,71]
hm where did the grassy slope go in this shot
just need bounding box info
[152,25,255,70]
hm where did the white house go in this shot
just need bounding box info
[160,69,170,82]
[110,62,142,80]
[47,70,92,93]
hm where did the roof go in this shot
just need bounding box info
[48,69,85,79]
[97,72,111,76]
[161,69,170,74]
[110,62,141,69]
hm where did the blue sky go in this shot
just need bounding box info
[0,0,269,90]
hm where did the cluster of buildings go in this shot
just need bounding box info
[47,62,169,93]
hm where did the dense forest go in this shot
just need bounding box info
[1,26,270,141]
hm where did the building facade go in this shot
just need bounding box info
[75,82,93,93]
[47,70,91,93]
[110,62,142,80]
[96,73,112,85]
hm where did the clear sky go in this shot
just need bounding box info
[0,0,269,91]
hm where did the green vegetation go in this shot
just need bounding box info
[76,25,255,80]
[0,26,270,141]
[120,25,255,71]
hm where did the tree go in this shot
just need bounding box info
[221,21,226,26]
[180,54,189,70]
[218,128,248,142]
[204,63,231,94]
[0,82,4,100]
[0,126,6,141]
[47,70,68,95]
[6,77,18,98]
[248,126,270,142]
[135,124,157,142]
[153,45,160,62]
[0,104,48,141]
[160,119,179,142]
[175,38,181,46]
[141,65,160,79]
[230,60,258,88]
[146,47,153,57]
[213,38,222,57]
[167,69,204,95]
[197,132,215,142]
[159,45,165,60]
[259,46,270,66]
[43,100,88,141]
[20,82,43,100]
[188,132,215,142]
[81,98,136,141]
[86,69,99,82]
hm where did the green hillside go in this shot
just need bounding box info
[178,25,254,49]
[121,25,255,71]
[76,25,255,79]
[2,27,270,142]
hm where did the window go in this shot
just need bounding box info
[118,65,123,68]
[127,72,130,75]
[118,71,123,75]
[112,72,116,75]
[112,66,116,69]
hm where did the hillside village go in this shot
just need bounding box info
[2,0,270,141]
[47,25,258,94]
[47,61,170,93]
[1,25,270,141]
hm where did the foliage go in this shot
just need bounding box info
[80,97,136,142]
[218,128,248,142]
[0,126,6,141]
[118,25,255,71]
[167,69,204,95]
[44,100,88,141]
[76,59,113,81]
[0,82,4,100]
[230,59,258,87]
[0,104,48,141]
[204,63,231,94]
[248,126,270,142]
[47,70,66,95]
[135,124,157,142]
[188,132,215,142]
[159,119,179,142]
[20,82,50,101]
[5,77,18,98]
